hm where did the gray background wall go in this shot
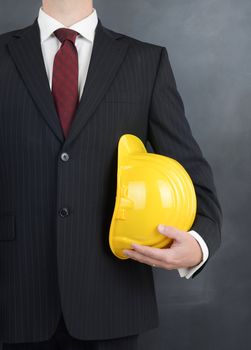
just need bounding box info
[0,0,250,349]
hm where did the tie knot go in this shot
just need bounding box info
[54,28,79,44]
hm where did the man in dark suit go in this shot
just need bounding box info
[0,0,222,349]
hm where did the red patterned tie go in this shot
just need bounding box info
[52,28,79,138]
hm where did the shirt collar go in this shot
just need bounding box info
[37,7,98,43]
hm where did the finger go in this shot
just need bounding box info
[130,243,167,262]
[126,244,177,266]
[157,224,185,242]
[123,249,175,270]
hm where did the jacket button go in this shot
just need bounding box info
[61,153,70,162]
[59,208,69,218]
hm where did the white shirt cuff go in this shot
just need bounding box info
[178,230,209,279]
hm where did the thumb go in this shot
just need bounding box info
[157,224,183,242]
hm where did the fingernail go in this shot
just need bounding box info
[123,250,130,256]
[131,243,138,249]
[158,224,165,233]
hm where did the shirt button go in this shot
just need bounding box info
[59,208,69,218]
[61,153,70,162]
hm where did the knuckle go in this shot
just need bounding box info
[164,256,172,265]
[150,252,157,260]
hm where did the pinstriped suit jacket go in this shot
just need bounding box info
[0,17,222,343]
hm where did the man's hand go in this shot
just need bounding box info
[123,224,203,270]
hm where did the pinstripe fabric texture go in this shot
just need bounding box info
[0,17,222,344]
[2,315,138,349]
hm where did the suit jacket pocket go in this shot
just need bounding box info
[0,213,16,241]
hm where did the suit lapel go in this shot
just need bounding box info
[8,20,65,143]
[7,18,130,146]
[64,19,130,146]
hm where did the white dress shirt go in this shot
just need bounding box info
[38,7,98,98]
[37,7,209,279]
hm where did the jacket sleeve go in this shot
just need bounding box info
[147,47,222,276]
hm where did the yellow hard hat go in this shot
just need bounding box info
[109,134,197,259]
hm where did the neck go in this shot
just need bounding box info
[42,0,93,27]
